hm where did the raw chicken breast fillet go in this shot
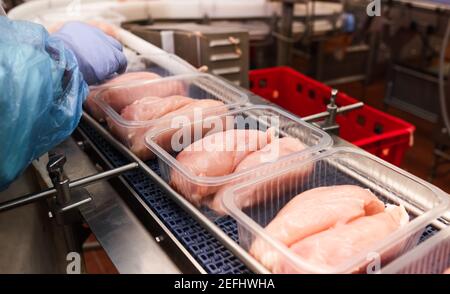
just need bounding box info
[171,128,275,205]
[85,72,163,120]
[208,137,310,215]
[106,95,194,158]
[121,95,194,121]
[250,185,385,272]
[102,75,186,115]
[131,99,227,160]
[85,72,186,121]
[283,205,409,273]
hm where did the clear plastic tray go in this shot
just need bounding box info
[222,147,450,274]
[84,53,198,121]
[382,225,450,274]
[90,73,249,159]
[144,105,333,213]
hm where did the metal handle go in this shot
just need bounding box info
[0,162,139,213]
[325,89,339,126]
[302,102,364,122]
[301,89,364,135]
[47,153,67,176]
[47,152,72,205]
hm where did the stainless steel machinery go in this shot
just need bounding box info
[127,23,250,88]
[384,0,450,123]
[378,1,450,179]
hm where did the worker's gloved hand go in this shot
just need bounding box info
[52,21,127,85]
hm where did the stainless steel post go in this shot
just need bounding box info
[277,0,295,65]
[47,152,83,253]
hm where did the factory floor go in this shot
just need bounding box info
[83,234,118,274]
[82,78,450,274]
[337,79,450,194]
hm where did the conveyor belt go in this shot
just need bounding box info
[79,122,251,274]
[420,225,439,243]
[79,121,439,273]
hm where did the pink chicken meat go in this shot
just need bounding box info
[283,205,409,273]
[171,129,274,205]
[208,137,309,215]
[129,99,227,160]
[121,95,193,121]
[85,72,162,120]
[106,95,194,150]
[85,72,186,121]
[250,185,386,272]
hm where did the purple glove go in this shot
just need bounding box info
[51,21,127,85]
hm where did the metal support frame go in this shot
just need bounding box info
[276,0,296,65]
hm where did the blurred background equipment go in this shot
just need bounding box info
[127,23,250,87]
[371,0,450,179]
[383,0,450,123]
[1,0,23,13]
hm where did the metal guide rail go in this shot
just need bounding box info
[77,112,443,274]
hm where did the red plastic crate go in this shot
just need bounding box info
[249,66,415,166]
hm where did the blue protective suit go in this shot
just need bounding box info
[0,17,88,189]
